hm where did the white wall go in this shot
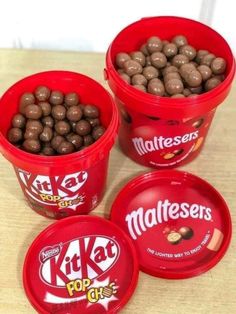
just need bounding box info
[0,0,234,53]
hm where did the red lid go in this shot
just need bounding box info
[23,216,139,313]
[111,170,232,279]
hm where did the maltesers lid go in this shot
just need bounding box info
[23,216,139,314]
[110,170,232,279]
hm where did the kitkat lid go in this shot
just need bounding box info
[110,170,232,279]
[23,216,139,313]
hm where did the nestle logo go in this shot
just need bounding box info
[40,245,61,263]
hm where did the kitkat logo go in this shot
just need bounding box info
[39,236,120,287]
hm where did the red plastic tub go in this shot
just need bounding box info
[105,16,235,168]
[0,71,119,219]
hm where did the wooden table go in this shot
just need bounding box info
[0,49,235,314]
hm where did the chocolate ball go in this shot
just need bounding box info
[205,77,221,91]
[165,79,184,95]
[164,72,181,83]
[146,36,163,53]
[41,144,55,156]
[171,35,188,47]
[171,54,189,68]
[83,134,94,146]
[66,133,83,149]
[75,120,91,136]
[133,85,147,92]
[195,50,208,64]
[65,92,79,107]
[162,65,178,76]
[142,66,159,80]
[51,105,66,120]
[23,139,41,153]
[19,93,35,114]
[42,116,54,128]
[197,65,212,81]
[179,63,196,80]
[183,88,191,96]
[49,90,64,105]
[55,120,71,135]
[35,86,50,102]
[171,94,185,98]
[185,70,202,87]
[130,51,146,66]
[26,120,43,134]
[162,43,178,58]
[150,52,167,69]
[140,44,149,56]
[24,129,39,140]
[66,105,83,122]
[25,104,43,119]
[179,226,194,240]
[211,57,226,74]
[119,72,131,84]
[200,53,216,67]
[167,231,182,245]
[51,135,64,150]
[179,45,196,60]
[12,113,26,129]
[38,102,51,116]
[123,60,143,76]
[115,52,131,68]
[83,105,99,118]
[147,79,165,96]
[39,126,53,142]
[131,74,148,86]
[188,94,198,98]
[56,141,75,155]
[86,118,100,128]
[7,128,23,143]
[92,126,106,140]
[189,85,203,94]
[145,56,152,66]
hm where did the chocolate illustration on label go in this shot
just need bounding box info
[125,199,212,240]
[132,131,199,156]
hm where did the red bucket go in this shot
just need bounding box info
[105,16,235,168]
[0,71,119,219]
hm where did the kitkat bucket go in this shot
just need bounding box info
[105,16,235,168]
[0,71,119,219]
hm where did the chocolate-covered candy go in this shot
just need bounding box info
[185,70,202,87]
[179,45,196,60]
[75,120,91,136]
[187,94,198,98]
[66,105,83,122]
[49,90,64,105]
[56,141,75,155]
[179,63,196,80]
[205,77,221,91]
[55,120,71,135]
[162,43,178,58]
[39,126,53,142]
[189,85,203,94]
[165,79,184,95]
[65,92,79,107]
[145,56,152,66]
[133,85,147,92]
[123,60,143,76]
[183,88,191,96]
[148,79,165,96]
[115,52,131,68]
[119,72,131,84]
[146,36,163,53]
[171,94,185,98]
[171,35,188,47]
[26,120,43,134]
[24,129,39,140]
[197,65,212,81]
[83,134,94,146]
[179,226,194,240]
[150,52,167,69]
[42,116,54,128]
[167,231,182,244]
[195,50,208,64]
[131,74,148,86]
[92,126,106,140]
[35,86,50,102]
[7,127,23,143]
[200,53,215,67]
[51,105,66,120]
[67,133,83,149]
[142,66,159,80]
[164,72,181,83]
[51,135,64,150]
[171,54,189,68]
[25,104,43,119]
[211,57,226,74]
[140,44,149,56]
[162,65,178,76]
[23,139,41,153]
[19,92,35,114]
[38,102,51,116]
[12,113,26,129]
[83,105,99,119]
[41,144,55,156]
[130,51,146,66]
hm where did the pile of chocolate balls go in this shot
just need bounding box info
[116,35,226,97]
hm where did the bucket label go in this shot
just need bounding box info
[16,169,88,211]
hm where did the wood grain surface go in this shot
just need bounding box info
[0,49,235,314]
